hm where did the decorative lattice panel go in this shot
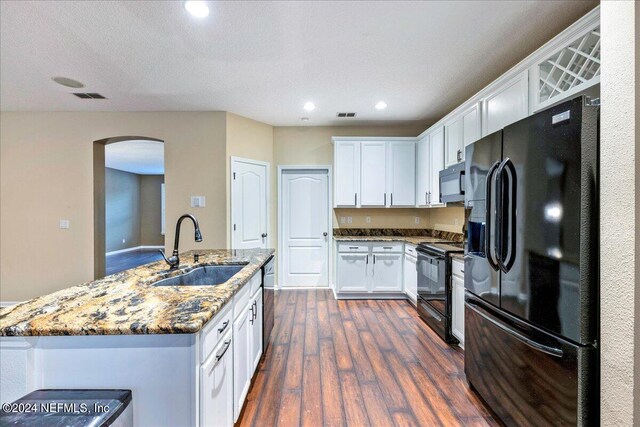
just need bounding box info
[538,26,600,105]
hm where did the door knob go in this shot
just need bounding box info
[261,233,267,238]
[323,232,328,237]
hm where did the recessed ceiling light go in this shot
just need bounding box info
[184,1,209,18]
[303,102,316,111]
[375,101,388,110]
[301,117,310,122]
[51,77,85,88]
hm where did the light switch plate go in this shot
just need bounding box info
[191,196,206,208]
[414,216,420,224]
[59,219,70,229]
[347,217,352,224]
[366,216,371,224]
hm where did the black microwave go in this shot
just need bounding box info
[439,162,465,203]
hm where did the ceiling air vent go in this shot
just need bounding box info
[336,112,357,118]
[73,93,107,99]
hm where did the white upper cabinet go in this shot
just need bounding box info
[444,102,481,168]
[482,70,529,136]
[333,138,417,209]
[444,117,462,168]
[359,141,387,206]
[462,102,482,148]
[387,141,416,207]
[529,18,600,113]
[429,127,445,207]
[416,128,445,208]
[416,136,430,207]
[333,141,360,207]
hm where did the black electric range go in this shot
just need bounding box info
[416,241,464,344]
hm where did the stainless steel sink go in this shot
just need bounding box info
[152,264,246,287]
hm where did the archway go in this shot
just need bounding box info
[93,136,165,279]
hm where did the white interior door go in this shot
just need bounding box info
[231,158,268,249]
[281,169,329,287]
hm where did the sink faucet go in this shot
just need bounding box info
[159,214,203,269]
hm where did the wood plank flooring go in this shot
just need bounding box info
[237,289,499,427]
[105,248,163,275]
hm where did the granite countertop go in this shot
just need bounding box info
[0,249,274,337]
[333,235,449,245]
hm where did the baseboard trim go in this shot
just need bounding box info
[106,245,164,256]
[333,291,408,300]
[0,301,20,308]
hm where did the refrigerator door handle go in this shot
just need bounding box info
[466,300,564,358]
[485,161,500,271]
[496,158,517,273]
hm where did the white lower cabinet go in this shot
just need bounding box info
[371,251,403,292]
[250,287,263,372]
[200,331,233,427]
[451,260,465,346]
[336,252,369,292]
[335,243,402,294]
[403,248,417,303]
[233,301,252,422]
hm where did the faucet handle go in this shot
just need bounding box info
[159,249,179,269]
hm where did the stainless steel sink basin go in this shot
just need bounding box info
[152,264,246,287]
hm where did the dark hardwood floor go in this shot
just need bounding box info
[237,289,499,427]
[105,248,163,275]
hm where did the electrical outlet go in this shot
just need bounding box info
[347,217,352,224]
[454,218,459,226]
[366,216,371,224]
[415,216,420,224]
[59,219,70,229]
[340,217,346,224]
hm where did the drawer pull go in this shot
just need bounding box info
[349,246,359,249]
[217,320,230,334]
[214,339,232,363]
[383,246,393,249]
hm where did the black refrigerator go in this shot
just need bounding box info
[464,96,599,427]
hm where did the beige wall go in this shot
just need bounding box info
[600,2,638,425]
[140,174,165,247]
[225,113,275,248]
[0,111,227,301]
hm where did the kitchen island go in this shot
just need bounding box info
[0,248,274,427]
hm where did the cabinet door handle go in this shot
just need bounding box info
[354,193,357,206]
[214,339,232,363]
[366,255,369,264]
[253,301,258,320]
[457,149,462,162]
[217,320,229,334]
[390,193,393,206]
[425,192,428,205]
[384,193,387,205]
[323,232,328,237]
[262,233,267,238]
[373,255,376,264]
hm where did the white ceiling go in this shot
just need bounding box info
[0,1,597,126]
[105,140,164,175]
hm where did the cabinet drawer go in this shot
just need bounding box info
[372,243,402,253]
[200,302,233,361]
[234,281,251,320]
[452,259,465,279]
[249,272,262,296]
[404,244,417,258]
[337,243,369,253]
